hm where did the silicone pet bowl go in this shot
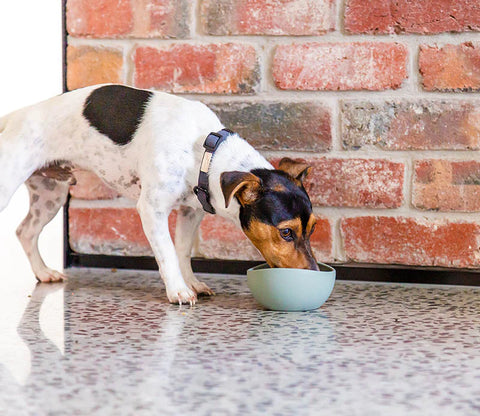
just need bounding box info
[247,263,336,311]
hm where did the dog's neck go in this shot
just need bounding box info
[205,133,272,225]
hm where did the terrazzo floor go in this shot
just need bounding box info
[0,268,479,416]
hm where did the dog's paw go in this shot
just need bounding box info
[183,273,215,297]
[35,268,67,283]
[167,286,197,306]
[190,281,215,297]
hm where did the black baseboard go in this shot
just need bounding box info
[66,253,480,287]
[67,253,261,275]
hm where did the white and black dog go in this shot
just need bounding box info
[0,84,318,304]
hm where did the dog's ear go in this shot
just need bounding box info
[278,157,311,183]
[220,171,262,208]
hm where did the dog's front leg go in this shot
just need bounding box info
[137,197,197,305]
[175,207,215,296]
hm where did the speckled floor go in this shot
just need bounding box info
[0,268,479,416]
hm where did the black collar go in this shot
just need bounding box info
[194,129,233,214]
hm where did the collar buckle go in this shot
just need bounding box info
[194,129,233,214]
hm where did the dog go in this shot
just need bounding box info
[0,84,319,304]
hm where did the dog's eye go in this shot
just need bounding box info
[279,228,294,241]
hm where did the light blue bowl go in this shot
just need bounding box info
[247,263,336,311]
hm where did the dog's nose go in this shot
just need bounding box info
[307,259,320,271]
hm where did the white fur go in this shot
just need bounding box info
[0,84,272,304]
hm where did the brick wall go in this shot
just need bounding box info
[65,0,480,269]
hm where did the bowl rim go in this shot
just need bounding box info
[248,262,335,274]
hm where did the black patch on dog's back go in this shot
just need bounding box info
[83,85,153,145]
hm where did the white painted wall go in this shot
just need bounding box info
[0,0,63,281]
[0,1,64,384]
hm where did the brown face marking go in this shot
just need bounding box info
[272,183,287,193]
[306,213,317,236]
[278,214,317,238]
[244,217,313,269]
[277,218,302,237]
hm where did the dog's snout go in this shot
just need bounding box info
[308,261,320,271]
[303,241,319,271]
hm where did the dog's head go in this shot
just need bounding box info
[221,158,318,270]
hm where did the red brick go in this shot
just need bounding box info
[341,100,480,150]
[67,0,190,38]
[70,170,119,200]
[420,43,480,91]
[200,0,335,35]
[67,45,123,90]
[133,44,259,94]
[199,215,333,262]
[345,0,480,34]
[69,207,177,256]
[341,216,480,268]
[139,0,190,38]
[271,158,404,208]
[67,0,132,37]
[413,160,480,212]
[206,101,332,152]
[199,216,261,261]
[273,42,408,91]
[309,217,333,261]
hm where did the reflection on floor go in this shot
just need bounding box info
[0,268,479,415]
